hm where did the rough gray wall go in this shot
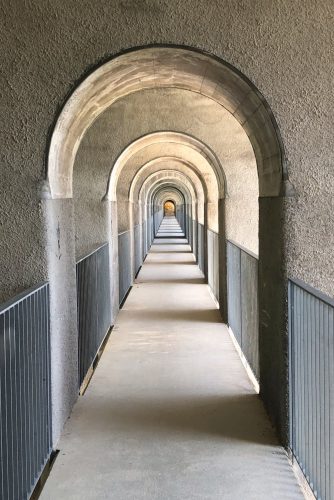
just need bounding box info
[0,177,47,303]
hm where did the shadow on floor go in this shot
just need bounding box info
[149,249,193,254]
[120,308,221,323]
[138,277,205,284]
[85,393,278,446]
[144,261,196,265]
[150,237,188,244]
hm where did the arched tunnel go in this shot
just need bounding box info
[42,46,291,496]
[1,38,333,500]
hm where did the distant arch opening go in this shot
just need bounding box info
[164,200,175,216]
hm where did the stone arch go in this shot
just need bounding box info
[106,131,225,203]
[47,45,289,199]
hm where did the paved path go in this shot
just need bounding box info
[41,219,303,499]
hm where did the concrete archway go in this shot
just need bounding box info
[47,46,288,200]
[45,44,290,443]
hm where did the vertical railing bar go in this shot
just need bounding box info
[301,288,306,473]
[294,285,299,459]
[305,292,310,480]
[297,286,302,463]
[46,285,52,451]
[39,288,44,464]
[294,284,298,458]
[239,245,242,352]
[320,300,325,497]
[288,282,294,451]
[309,293,314,485]
[4,311,9,500]
[79,260,84,385]
[23,297,29,496]
[82,259,88,385]
[321,300,325,498]
[32,291,37,487]
[13,304,19,500]
[8,307,15,500]
[45,286,50,455]
[36,289,41,480]
[316,295,321,497]
[44,286,49,451]
[29,294,34,490]
[328,306,334,499]
[40,288,46,462]
[324,303,330,499]
[0,313,5,500]
[15,302,22,500]
[78,261,83,385]
[19,300,25,499]
[35,289,40,484]
[310,294,316,492]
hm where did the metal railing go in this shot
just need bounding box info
[227,240,259,380]
[76,243,111,387]
[207,229,219,301]
[289,278,334,499]
[118,231,132,305]
[197,222,205,273]
[134,224,142,276]
[0,283,52,500]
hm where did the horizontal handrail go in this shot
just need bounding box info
[227,239,258,260]
[289,277,334,307]
[0,282,49,315]
[76,242,109,264]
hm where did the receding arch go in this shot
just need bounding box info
[129,156,208,204]
[107,131,225,202]
[47,45,288,199]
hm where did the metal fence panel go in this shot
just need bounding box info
[192,219,197,258]
[134,224,142,276]
[227,240,259,379]
[76,243,111,386]
[0,283,52,500]
[208,229,219,301]
[227,242,242,345]
[240,250,259,379]
[289,278,334,500]
[118,231,132,305]
[142,220,147,259]
[197,222,205,273]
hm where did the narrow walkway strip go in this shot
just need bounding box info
[41,220,304,499]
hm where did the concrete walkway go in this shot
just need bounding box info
[41,219,304,499]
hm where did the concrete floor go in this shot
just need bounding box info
[41,218,304,499]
